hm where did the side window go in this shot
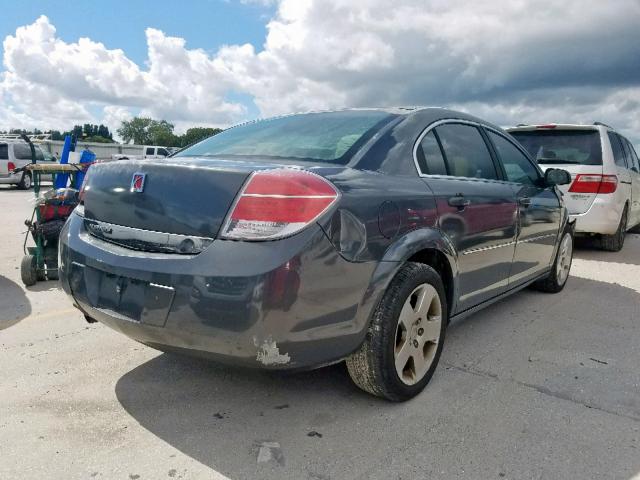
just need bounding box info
[435,124,497,180]
[608,132,627,167]
[488,131,540,185]
[157,148,169,157]
[13,143,34,160]
[34,147,44,161]
[417,131,447,175]
[145,147,155,155]
[0,144,7,160]
[622,138,639,171]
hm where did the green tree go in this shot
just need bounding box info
[180,127,222,147]
[148,119,178,146]
[117,117,154,144]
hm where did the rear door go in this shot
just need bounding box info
[509,128,603,215]
[12,142,35,168]
[417,122,518,313]
[607,132,633,220]
[620,136,640,227]
[486,130,561,285]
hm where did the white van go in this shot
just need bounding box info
[0,139,57,189]
[507,123,640,251]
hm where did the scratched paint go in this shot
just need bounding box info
[255,337,291,365]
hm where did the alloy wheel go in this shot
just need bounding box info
[556,232,573,285]
[394,283,442,386]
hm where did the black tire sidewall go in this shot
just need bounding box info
[19,173,32,190]
[20,254,38,286]
[379,264,448,400]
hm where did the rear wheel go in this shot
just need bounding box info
[20,254,38,286]
[600,206,627,252]
[346,263,447,401]
[18,173,32,190]
[533,230,573,293]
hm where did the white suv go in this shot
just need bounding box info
[0,140,56,189]
[507,123,640,251]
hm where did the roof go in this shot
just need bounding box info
[506,124,604,132]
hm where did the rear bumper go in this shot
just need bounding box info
[570,195,623,235]
[59,212,380,370]
[0,172,21,184]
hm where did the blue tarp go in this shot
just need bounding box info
[53,135,73,189]
[73,150,96,189]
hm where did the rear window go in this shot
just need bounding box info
[176,111,397,164]
[0,144,7,160]
[510,130,602,166]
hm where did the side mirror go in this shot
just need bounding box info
[544,168,572,187]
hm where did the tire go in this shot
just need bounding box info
[533,229,573,293]
[18,173,32,190]
[600,206,627,252]
[46,267,59,281]
[346,262,448,401]
[20,254,38,286]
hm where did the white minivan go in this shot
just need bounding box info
[507,123,640,251]
[0,139,57,189]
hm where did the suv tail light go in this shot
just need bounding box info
[221,169,339,240]
[7,161,15,172]
[568,174,617,194]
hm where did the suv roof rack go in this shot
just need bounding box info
[593,121,613,129]
[0,133,51,142]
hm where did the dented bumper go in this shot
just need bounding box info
[59,211,378,369]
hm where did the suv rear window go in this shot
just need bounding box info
[509,130,602,166]
[176,110,397,164]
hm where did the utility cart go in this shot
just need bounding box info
[19,163,85,286]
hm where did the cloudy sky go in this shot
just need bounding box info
[1,0,639,144]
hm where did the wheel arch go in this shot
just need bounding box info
[357,228,460,334]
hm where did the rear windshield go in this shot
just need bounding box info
[510,130,602,166]
[175,110,397,164]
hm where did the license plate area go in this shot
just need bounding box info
[70,263,174,326]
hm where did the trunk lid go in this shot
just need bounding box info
[538,163,603,214]
[83,158,254,239]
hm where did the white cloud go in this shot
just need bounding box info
[1,2,639,144]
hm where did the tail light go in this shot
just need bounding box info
[221,169,339,240]
[568,174,617,194]
[8,161,16,172]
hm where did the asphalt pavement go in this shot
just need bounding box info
[1,186,638,480]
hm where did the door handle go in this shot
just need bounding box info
[448,195,471,209]
[519,197,532,207]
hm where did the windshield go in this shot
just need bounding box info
[510,129,602,165]
[175,110,397,164]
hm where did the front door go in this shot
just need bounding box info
[485,130,561,285]
[417,123,518,313]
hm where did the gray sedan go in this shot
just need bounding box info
[59,108,573,401]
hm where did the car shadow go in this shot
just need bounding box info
[114,274,640,478]
[0,275,32,330]
[115,354,396,477]
[574,233,640,266]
